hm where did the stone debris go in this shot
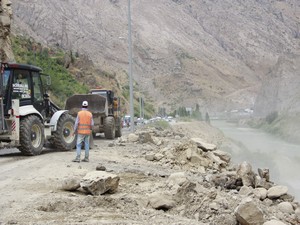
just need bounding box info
[263,220,288,225]
[80,171,120,195]
[60,124,299,225]
[61,177,81,191]
[235,198,265,225]
[267,186,289,199]
[148,192,176,210]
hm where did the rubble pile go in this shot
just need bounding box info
[59,124,300,225]
[119,126,300,224]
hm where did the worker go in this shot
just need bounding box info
[72,100,94,163]
[113,97,118,117]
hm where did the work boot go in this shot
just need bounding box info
[82,158,89,162]
[72,157,80,163]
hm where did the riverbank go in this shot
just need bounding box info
[211,120,300,201]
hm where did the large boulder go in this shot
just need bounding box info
[80,171,120,195]
[190,138,217,151]
[237,161,255,187]
[235,198,265,225]
[267,186,288,199]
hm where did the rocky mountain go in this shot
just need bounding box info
[0,0,14,61]
[9,0,300,116]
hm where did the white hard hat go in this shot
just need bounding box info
[82,101,88,107]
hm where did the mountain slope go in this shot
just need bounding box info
[11,0,300,114]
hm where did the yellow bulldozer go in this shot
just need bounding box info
[65,89,122,139]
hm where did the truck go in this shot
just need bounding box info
[0,62,76,155]
[65,89,122,139]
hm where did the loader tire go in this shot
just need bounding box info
[104,116,115,139]
[18,115,45,156]
[115,118,122,138]
[53,113,76,151]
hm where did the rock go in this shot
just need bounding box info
[152,136,163,146]
[154,153,164,161]
[206,151,227,168]
[0,15,10,26]
[108,142,114,147]
[138,132,154,144]
[253,188,267,200]
[267,186,288,199]
[211,174,228,188]
[189,153,211,167]
[142,144,154,151]
[277,202,294,214]
[280,193,294,202]
[254,175,269,189]
[148,192,176,211]
[128,133,139,142]
[166,172,188,188]
[209,202,219,211]
[239,186,253,196]
[61,177,81,191]
[258,168,270,182]
[263,219,287,225]
[80,171,120,195]
[176,180,197,200]
[186,148,192,160]
[190,138,217,151]
[175,135,181,140]
[295,207,300,220]
[213,150,231,163]
[145,154,155,161]
[235,198,265,225]
[237,161,255,187]
[96,164,106,171]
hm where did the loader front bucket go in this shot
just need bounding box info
[65,94,107,116]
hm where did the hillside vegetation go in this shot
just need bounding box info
[12,35,88,107]
[11,35,156,117]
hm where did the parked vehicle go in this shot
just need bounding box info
[0,62,76,155]
[65,89,122,139]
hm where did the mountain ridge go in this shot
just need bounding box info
[9,0,300,115]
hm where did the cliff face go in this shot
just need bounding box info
[254,55,300,117]
[0,0,14,61]
[10,0,300,114]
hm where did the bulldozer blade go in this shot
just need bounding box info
[65,94,107,116]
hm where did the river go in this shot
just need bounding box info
[211,120,300,201]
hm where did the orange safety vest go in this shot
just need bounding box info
[113,100,118,110]
[77,110,92,135]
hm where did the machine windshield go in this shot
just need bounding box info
[1,69,11,97]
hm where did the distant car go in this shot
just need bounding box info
[167,116,174,122]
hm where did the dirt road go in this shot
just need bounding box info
[0,122,298,225]
[0,123,214,225]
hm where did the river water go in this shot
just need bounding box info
[211,120,300,201]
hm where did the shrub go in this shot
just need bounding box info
[265,111,278,124]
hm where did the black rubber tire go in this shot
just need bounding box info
[18,115,45,156]
[104,116,115,139]
[53,113,76,151]
[115,117,122,138]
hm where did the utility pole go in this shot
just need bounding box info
[128,0,134,132]
[141,97,144,119]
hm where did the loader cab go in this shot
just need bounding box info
[0,63,48,118]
